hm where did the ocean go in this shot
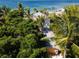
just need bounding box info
[0,0,79,10]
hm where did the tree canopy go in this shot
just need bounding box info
[0,3,79,58]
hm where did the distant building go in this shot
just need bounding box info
[48,8,65,16]
[55,8,65,16]
[32,12,46,20]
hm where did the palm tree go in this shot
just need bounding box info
[33,8,38,13]
[0,5,10,24]
[25,7,30,18]
[0,5,10,16]
[18,2,24,17]
[49,5,79,57]
[40,8,48,16]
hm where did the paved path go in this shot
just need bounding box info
[43,18,63,58]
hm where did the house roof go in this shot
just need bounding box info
[33,12,45,17]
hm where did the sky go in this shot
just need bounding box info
[0,0,79,9]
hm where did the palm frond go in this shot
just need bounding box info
[71,43,79,57]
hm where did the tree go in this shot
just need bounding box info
[33,8,38,13]
[49,5,79,58]
[0,7,48,58]
[25,7,30,18]
[18,3,24,17]
[40,8,48,15]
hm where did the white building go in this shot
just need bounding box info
[48,8,65,16]
[32,12,46,20]
[55,8,65,16]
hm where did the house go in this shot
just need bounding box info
[32,12,46,21]
[48,8,65,16]
[55,8,65,16]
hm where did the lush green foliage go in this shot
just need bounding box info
[0,3,79,58]
[49,5,79,58]
[0,4,48,58]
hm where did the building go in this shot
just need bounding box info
[55,8,65,16]
[32,12,46,20]
[48,8,65,16]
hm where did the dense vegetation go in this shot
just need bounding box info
[0,3,48,58]
[0,2,79,58]
[49,5,79,58]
